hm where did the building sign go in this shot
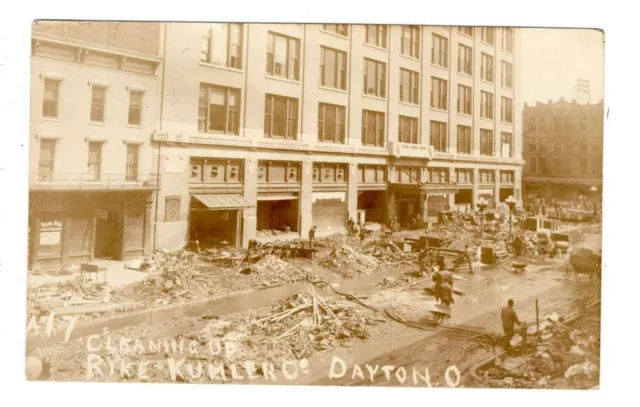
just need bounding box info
[165,196,181,222]
[39,220,62,246]
[312,192,346,203]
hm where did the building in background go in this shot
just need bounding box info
[522,98,603,202]
[29,21,163,270]
[153,24,523,250]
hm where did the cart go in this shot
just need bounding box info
[430,302,452,326]
[563,247,601,283]
[511,261,528,275]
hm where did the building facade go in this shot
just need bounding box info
[29,21,163,270]
[522,98,603,202]
[153,24,524,250]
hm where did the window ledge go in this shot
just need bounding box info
[480,40,496,47]
[41,117,60,123]
[501,85,514,92]
[89,121,107,127]
[265,74,301,85]
[458,72,473,79]
[480,117,494,122]
[317,140,347,145]
[458,32,474,39]
[430,63,449,71]
[480,79,495,86]
[362,93,386,102]
[429,107,448,114]
[123,138,144,145]
[456,113,472,119]
[39,72,66,82]
[199,61,244,74]
[318,85,348,94]
[126,124,144,129]
[34,132,61,142]
[126,85,147,94]
[87,80,111,90]
[363,43,388,52]
[399,54,421,63]
[196,130,240,137]
[502,49,514,56]
[84,135,108,143]
[319,29,349,40]
[500,121,514,126]
[399,101,420,108]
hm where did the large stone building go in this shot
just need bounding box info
[29,23,524,266]
[153,24,524,250]
[29,21,163,270]
[522,98,603,202]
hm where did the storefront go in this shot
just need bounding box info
[189,195,251,248]
[28,190,153,271]
[356,164,388,224]
[312,163,348,232]
[478,188,495,208]
[256,161,302,238]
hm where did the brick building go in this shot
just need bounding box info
[29,21,163,270]
[522,98,604,202]
[152,24,524,250]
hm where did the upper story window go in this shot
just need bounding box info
[322,24,349,37]
[501,132,513,158]
[317,103,346,144]
[201,23,244,69]
[401,26,421,59]
[363,58,386,98]
[198,84,240,135]
[502,28,514,53]
[481,53,494,82]
[459,27,474,37]
[38,139,56,181]
[125,145,139,182]
[431,34,449,68]
[128,90,143,126]
[430,121,447,152]
[90,85,107,123]
[458,44,473,75]
[480,129,494,156]
[480,91,494,120]
[398,116,419,144]
[361,110,385,147]
[481,27,495,45]
[42,79,60,118]
[501,97,513,123]
[365,25,387,49]
[266,32,300,81]
[264,94,298,140]
[87,142,103,181]
[400,69,419,105]
[457,125,472,154]
[430,77,448,111]
[457,84,472,115]
[501,61,513,88]
[429,168,450,183]
[320,46,347,90]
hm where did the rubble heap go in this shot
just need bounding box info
[240,255,320,286]
[362,238,416,266]
[319,244,379,277]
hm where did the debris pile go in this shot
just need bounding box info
[362,238,416,265]
[240,255,320,286]
[319,245,379,277]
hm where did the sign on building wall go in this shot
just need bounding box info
[39,220,62,246]
[165,196,181,222]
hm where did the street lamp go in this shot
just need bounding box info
[477,197,488,238]
[505,195,516,236]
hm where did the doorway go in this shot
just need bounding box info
[94,209,123,260]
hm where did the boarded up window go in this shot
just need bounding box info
[68,215,92,254]
[165,196,181,222]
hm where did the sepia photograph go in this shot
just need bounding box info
[21,18,605,391]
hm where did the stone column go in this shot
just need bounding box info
[143,194,154,256]
[242,158,258,247]
[471,168,480,209]
[347,162,359,223]
[299,160,314,237]
[494,169,501,209]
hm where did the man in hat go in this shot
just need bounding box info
[308,225,317,250]
[501,299,522,350]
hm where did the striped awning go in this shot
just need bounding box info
[257,193,298,201]
[192,194,254,210]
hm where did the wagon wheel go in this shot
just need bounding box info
[562,261,573,280]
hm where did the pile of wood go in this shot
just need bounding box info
[319,244,379,277]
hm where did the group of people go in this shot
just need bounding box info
[347,218,368,242]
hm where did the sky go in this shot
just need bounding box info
[520,28,604,107]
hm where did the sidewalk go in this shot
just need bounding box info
[27,260,148,289]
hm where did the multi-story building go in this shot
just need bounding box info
[153,24,523,250]
[522,98,603,201]
[29,21,163,270]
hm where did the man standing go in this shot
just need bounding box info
[359,224,366,243]
[501,299,522,350]
[439,280,454,306]
[308,225,317,250]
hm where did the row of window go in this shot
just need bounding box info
[42,79,145,126]
[526,139,602,154]
[200,24,515,88]
[526,118,599,132]
[199,83,514,142]
[37,140,140,182]
[528,157,602,176]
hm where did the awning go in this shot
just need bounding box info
[192,194,254,210]
[257,193,298,201]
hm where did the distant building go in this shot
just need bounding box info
[29,21,163,270]
[522,98,603,202]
